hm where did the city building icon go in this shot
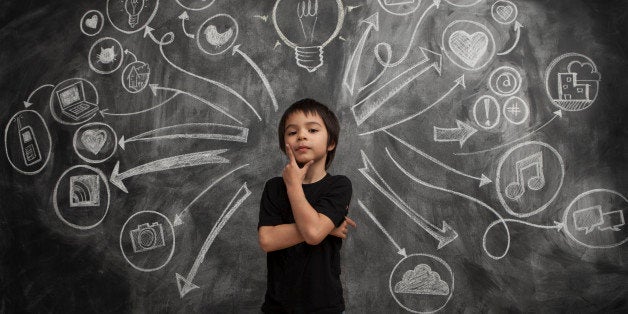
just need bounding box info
[557,72,590,101]
[126,62,150,92]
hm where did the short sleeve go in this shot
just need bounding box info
[312,176,352,227]
[258,179,283,229]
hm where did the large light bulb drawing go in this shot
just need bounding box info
[125,0,145,28]
[272,0,344,72]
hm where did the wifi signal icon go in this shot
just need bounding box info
[69,174,100,207]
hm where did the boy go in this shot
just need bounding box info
[258,99,356,313]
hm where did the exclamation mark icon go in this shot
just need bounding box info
[484,98,491,127]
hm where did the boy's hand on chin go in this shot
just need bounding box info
[283,144,314,187]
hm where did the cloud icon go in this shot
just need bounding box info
[394,263,450,296]
[567,61,601,81]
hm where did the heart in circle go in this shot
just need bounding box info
[85,15,98,29]
[496,5,514,21]
[81,129,107,155]
[448,30,489,68]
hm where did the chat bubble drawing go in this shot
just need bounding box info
[599,210,625,232]
[573,205,603,234]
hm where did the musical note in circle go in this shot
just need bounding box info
[504,152,545,200]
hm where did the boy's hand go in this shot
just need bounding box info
[283,144,314,187]
[330,216,357,239]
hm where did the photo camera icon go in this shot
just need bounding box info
[130,222,166,253]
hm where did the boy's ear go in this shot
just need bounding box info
[327,141,336,151]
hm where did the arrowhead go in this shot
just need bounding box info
[149,84,158,96]
[479,174,492,187]
[231,44,241,56]
[143,26,154,38]
[110,161,128,193]
[454,75,466,89]
[418,47,443,75]
[433,0,442,8]
[175,273,199,298]
[455,120,477,147]
[23,101,33,108]
[118,135,126,150]
[360,12,379,31]
[124,48,130,54]
[178,11,189,20]
[554,110,563,118]
[436,221,458,249]
[397,248,407,258]
[514,21,523,31]
[99,109,108,118]
[174,214,183,226]
[553,220,564,232]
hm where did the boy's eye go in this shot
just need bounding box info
[287,131,296,136]
[309,129,318,133]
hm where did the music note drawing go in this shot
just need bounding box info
[505,152,545,200]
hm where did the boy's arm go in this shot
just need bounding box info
[286,185,336,245]
[258,223,304,252]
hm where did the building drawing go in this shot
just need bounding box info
[557,72,590,100]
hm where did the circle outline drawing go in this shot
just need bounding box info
[502,96,529,125]
[196,14,239,56]
[491,0,518,25]
[441,20,496,71]
[121,60,151,93]
[106,0,160,34]
[544,52,601,111]
[49,77,99,126]
[80,10,105,36]
[445,0,482,7]
[119,210,176,272]
[488,66,522,96]
[53,165,111,230]
[73,122,118,164]
[389,253,454,314]
[89,37,124,75]
[495,141,564,218]
[562,189,628,249]
[175,0,216,11]
[375,0,422,16]
[473,95,500,130]
[4,110,53,175]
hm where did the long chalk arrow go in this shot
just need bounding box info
[497,21,523,56]
[110,150,230,193]
[232,44,278,112]
[119,123,249,150]
[357,199,407,257]
[99,92,181,118]
[178,11,195,39]
[433,120,478,147]
[359,150,458,249]
[176,183,251,297]
[455,110,562,156]
[384,130,491,187]
[359,75,465,135]
[23,84,54,108]
[352,47,442,126]
[342,12,379,95]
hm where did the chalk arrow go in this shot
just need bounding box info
[110,150,229,193]
[118,123,248,150]
[358,200,407,257]
[143,26,159,44]
[176,183,251,297]
[178,11,195,39]
[352,47,442,125]
[23,84,54,108]
[232,44,278,112]
[123,49,137,62]
[497,21,523,56]
[433,120,478,147]
[359,150,458,249]
[343,12,379,95]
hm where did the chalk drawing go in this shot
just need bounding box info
[73,122,118,164]
[196,14,238,55]
[89,37,124,75]
[504,152,545,201]
[120,210,175,272]
[232,44,279,112]
[49,78,99,125]
[80,10,104,36]
[4,110,52,175]
[121,60,150,93]
[176,183,251,297]
[472,95,500,130]
[496,21,523,56]
[106,0,159,34]
[433,120,477,147]
[178,11,194,39]
[488,66,522,97]
[376,0,423,16]
[118,123,248,150]
[483,219,564,254]
[23,83,54,108]
[502,96,529,125]
[442,20,496,71]
[175,0,215,11]
[53,165,110,230]
[444,0,481,7]
[545,53,600,111]
[343,12,379,95]
[357,199,407,257]
[491,0,518,25]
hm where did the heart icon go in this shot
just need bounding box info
[448,30,489,68]
[85,15,98,29]
[496,5,514,21]
[81,129,107,155]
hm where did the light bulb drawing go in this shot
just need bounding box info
[125,0,145,28]
[273,0,344,72]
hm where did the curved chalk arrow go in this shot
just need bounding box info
[497,21,523,56]
[119,123,249,150]
[100,92,180,118]
[232,44,278,112]
[358,199,407,257]
[176,182,251,297]
[343,12,379,95]
[110,150,229,193]
[359,150,458,249]
[124,49,138,62]
[384,130,491,187]
[352,47,442,126]
[178,11,195,39]
[434,120,478,147]
[24,84,54,108]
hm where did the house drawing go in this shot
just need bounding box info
[557,72,590,100]
[127,64,150,91]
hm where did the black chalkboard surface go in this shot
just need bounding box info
[1,0,627,312]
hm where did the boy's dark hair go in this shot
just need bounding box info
[278,98,340,170]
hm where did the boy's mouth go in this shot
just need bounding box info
[296,146,309,152]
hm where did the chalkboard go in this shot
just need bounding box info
[1,0,627,312]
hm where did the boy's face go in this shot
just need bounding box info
[283,111,335,167]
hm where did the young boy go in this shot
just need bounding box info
[258,99,356,313]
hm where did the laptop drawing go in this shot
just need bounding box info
[56,81,98,121]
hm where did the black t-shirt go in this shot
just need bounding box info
[258,173,352,314]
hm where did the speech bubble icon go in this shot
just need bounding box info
[599,210,625,232]
[573,205,603,234]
